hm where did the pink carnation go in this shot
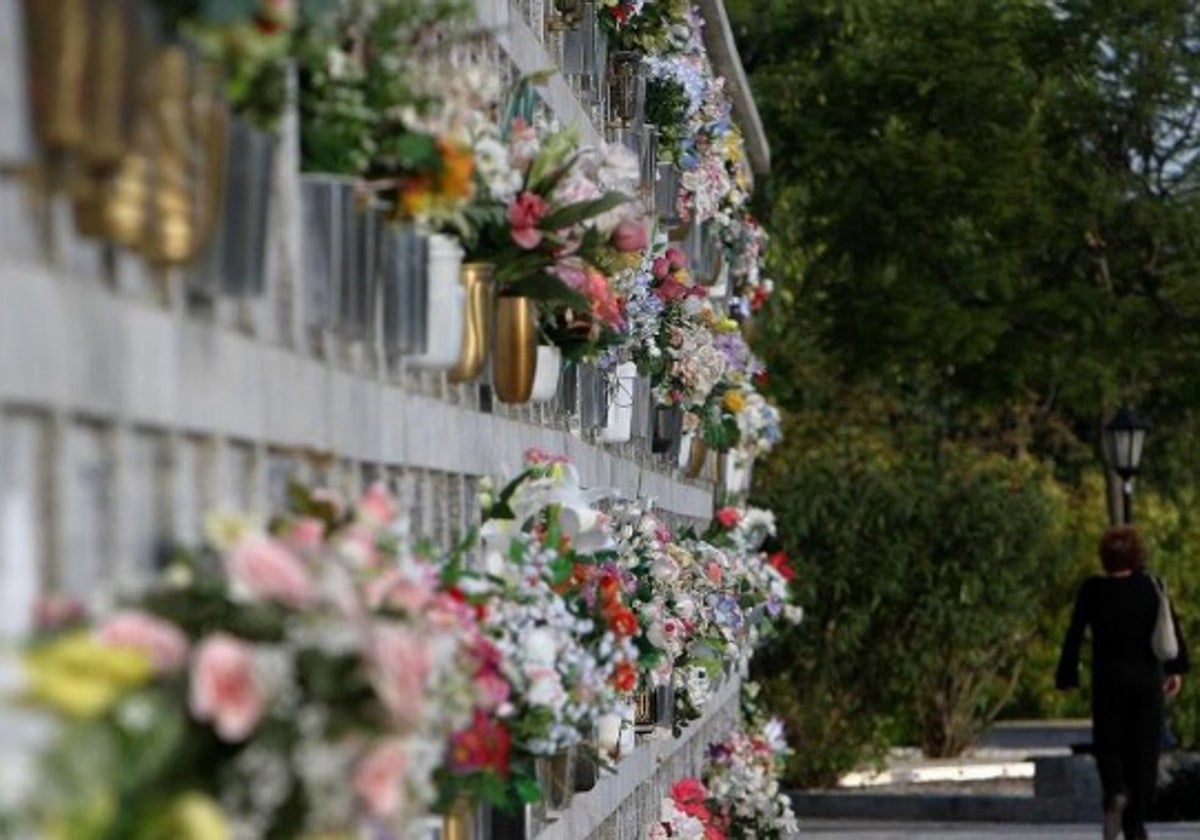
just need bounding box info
[611,218,649,252]
[226,534,314,608]
[353,741,408,818]
[283,516,326,551]
[358,483,397,527]
[371,625,432,728]
[364,568,436,614]
[189,634,264,741]
[509,191,549,250]
[97,610,189,673]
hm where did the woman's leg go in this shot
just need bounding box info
[1121,681,1164,840]
[1092,681,1126,808]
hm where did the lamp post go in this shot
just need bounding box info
[1104,406,1152,524]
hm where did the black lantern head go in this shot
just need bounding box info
[1104,405,1152,479]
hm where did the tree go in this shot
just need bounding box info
[751,410,1071,780]
[731,0,1200,498]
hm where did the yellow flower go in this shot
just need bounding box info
[723,390,747,413]
[169,793,232,840]
[715,318,740,334]
[24,632,152,718]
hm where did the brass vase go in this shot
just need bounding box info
[448,263,495,383]
[492,295,538,404]
[22,0,89,154]
[441,797,479,840]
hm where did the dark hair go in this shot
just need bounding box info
[1099,525,1145,574]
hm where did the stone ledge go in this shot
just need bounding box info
[0,259,713,521]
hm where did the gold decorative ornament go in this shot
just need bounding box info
[447,263,495,383]
[138,47,229,266]
[492,295,539,404]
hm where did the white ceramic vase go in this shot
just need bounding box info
[597,362,637,443]
[406,235,465,370]
[529,345,562,402]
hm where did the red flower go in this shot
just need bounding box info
[671,777,709,808]
[449,710,511,778]
[714,507,741,529]
[605,604,639,638]
[768,551,795,582]
[611,660,637,693]
[597,572,623,606]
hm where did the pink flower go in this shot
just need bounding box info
[97,610,189,673]
[714,507,742,529]
[33,595,86,631]
[474,667,511,712]
[509,191,549,250]
[364,569,436,614]
[189,634,264,741]
[358,483,397,527]
[580,271,625,327]
[706,562,724,585]
[353,741,408,818]
[371,625,432,728]
[226,534,314,608]
[283,516,326,551]
[611,219,649,252]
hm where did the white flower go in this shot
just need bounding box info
[525,627,560,667]
[525,666,567,707]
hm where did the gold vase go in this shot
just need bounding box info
[684,436,708,478]
[492,295,538,404]
[441,797,478,840]
[448,263,495,383]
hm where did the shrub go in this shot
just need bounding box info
[752,422,1072,785]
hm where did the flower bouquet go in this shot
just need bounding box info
[703,720,799,839]
[599,0,693,57]
[9,482,494,838]
[646,777,727,840]
[455,115,651,362]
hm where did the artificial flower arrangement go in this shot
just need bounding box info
[454,109,651,362]
[295,0,474,185]
[646,777,727,840]
[666,506,801,727]
[720,214,773,317]
[635,242,727,410]
[647,715,798,840]
[474,451,640,743]
[10,482,498,839]
[703,718,799,840]
[608,499,697,680]
[598,0,694,57]
[148,0,295,130]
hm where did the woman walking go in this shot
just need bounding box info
[1056,525,1190,840]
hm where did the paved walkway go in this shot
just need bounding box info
[798,819,1200,838]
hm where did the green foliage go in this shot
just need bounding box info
[645,78,690,161]
[296,0,472,175]
[751,409,1073,784]
[731,0,1200,491]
